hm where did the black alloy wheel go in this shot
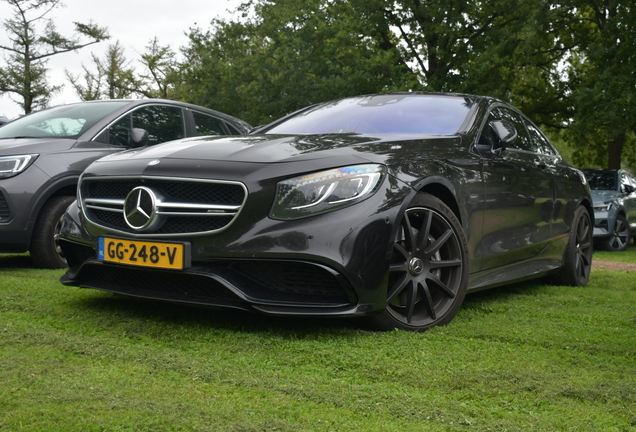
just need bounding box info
[603,214,630,252]
[557,205,593,286]
[371,193,468,331]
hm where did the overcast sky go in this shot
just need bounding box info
[0,0,243,119]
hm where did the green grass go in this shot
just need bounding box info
[1,253,635,431]
[593,242,636,263]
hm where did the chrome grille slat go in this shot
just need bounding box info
[80,176,247,237]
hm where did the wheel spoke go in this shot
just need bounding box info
[424,228,452,256]
[578,219,589,242]
[387,274,409,303]
[426,273,456,298]
[402,215,416,252]
[393,242,410,262]
[429,259,462,270]
[420,282,436,321]
[577,254,588,279]
[405,282,418,323]
[415,211,433,251]
[389,262,408,273]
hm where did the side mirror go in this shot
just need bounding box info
[623,184,635,194]
[130,128,149,148]
[490,120,517,152]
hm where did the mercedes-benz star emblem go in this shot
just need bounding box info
[408,257,425,275]
[124,186,157,230]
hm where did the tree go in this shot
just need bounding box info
[135,37,181,99]
[178,0,412,125]
[177,0,576,128]
[566,0,636,170]
[0,0,108,114]
[65,41,136,100]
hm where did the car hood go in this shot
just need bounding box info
[96,133,461,164]
[85,133,464,184]
[0,137,77,155]
[590,190,622,203]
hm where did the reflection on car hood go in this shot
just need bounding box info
[0,137,77,154]
[590,190,622,203]
[95,133,461,165]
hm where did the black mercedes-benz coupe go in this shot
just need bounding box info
[59,93,594,331]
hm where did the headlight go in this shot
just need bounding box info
[593,202,612,211]
[0,154,39,179]
[270,164,386,220]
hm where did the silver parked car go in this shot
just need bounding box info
[581,169,636,251]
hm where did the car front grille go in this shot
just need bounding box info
[80,176,247,237]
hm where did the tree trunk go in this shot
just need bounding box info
[607,129,626,169]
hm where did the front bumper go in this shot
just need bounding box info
[59,175,412,317]
[591,209,615,240]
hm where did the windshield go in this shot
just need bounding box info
[584,171,618,191]
[263,94,475,136]
[0,101,130,139]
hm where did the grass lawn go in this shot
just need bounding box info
[0,248,635,432]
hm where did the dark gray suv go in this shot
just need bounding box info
[0,99,250,268]
[582,169,636,251]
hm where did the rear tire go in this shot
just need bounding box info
[557,205,593,286]
[369,193,469,332]
[30,196,76,269]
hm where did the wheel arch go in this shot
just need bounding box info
[579,197,594,226]
[413,177,463,227]
[28,177,78,221]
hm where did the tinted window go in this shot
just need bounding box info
[0,101,129,139]
[584,171,618,191]
[265,95,475,135]
[493,107,533,152]
[525,122,556,155]
[192,111,226,136]
[103,115,133,147]
[132,105,185,146]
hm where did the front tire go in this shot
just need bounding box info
[557,205,593,286]
[370,193,469,332]
[600,214,630,252]
[30,196,76,269]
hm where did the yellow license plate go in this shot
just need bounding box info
[98,237,188,270]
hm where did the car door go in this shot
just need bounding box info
[478,106,555,270]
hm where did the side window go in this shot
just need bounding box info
[132,105,185,146]
[102,114,132,147]
[493,107,534,152]
[525,122,556,156]
[192,111,226,136]
[225,122,242,135]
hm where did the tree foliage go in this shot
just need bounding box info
[566,0,636,169]
[177,0,581,130]
[66,41,135,100]
[177,0,412,125]
[0,0,108,113]
[66,38,181,102]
